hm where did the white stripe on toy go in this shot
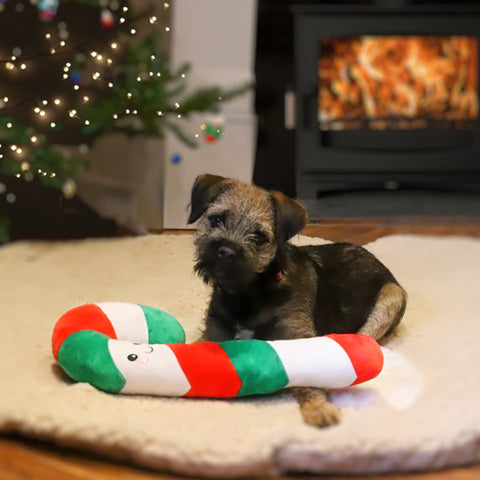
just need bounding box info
[108,340,191,396]
[268,337,357,388]
[97,302,149,344]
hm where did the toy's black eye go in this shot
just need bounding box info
[208,214,224,228]
[127,354,138,361]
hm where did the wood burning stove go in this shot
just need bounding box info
[292,3,480,198]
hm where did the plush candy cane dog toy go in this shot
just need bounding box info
[52,302,385,397]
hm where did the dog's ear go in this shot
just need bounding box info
[271,191,307,241]
[187,174,233,224]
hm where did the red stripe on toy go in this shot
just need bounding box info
[51,304,117,360]
[168,342,242,398]
[326,334,384,386]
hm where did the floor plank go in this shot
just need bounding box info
[2,218,480,480]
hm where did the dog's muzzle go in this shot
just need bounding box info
[200,239,253,292]
[217,245,237,262]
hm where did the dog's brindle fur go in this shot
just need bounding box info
[188,174,407,427]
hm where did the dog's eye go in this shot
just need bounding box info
[253,230,268,247]
[208,214,224,228]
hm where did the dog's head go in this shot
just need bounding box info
[187,174,307,293]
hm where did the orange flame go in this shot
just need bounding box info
[319,36,479,130]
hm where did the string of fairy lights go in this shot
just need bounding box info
[0,0,229,209]
[1,2,170,139]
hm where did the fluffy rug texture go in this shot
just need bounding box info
[0,233,479,477]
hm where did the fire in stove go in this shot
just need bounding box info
[319,36,479,131]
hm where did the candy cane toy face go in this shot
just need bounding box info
[52,303,385,397]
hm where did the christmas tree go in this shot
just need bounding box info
[0,0,250,243]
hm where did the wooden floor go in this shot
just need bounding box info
[2,217,480,480]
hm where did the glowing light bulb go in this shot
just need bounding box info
[111,42,118,49]
[149,16,157,24]
[45,33,51,39]
[50,122,56,128]
[91,51,98,58]
[74,85,79,90]
[6,62,14,70]
[20,63,26,70]
[83,96,89,102]
[31,136,37,143]
[54,98,61,105]
[130,28,136,35]
[165,27,170,32]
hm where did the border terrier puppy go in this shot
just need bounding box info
[188,174,407,427]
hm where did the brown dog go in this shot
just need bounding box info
[188,174,407,426]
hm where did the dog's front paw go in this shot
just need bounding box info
[292,387,341,427]
[300,396,341,427]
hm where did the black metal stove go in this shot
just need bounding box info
[292,3,480,198]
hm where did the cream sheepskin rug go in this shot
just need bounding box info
[0,233,479,477]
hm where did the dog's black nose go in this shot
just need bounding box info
[218,245,236,261]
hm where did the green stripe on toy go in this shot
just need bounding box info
[219,340,289,396]
[52,302,385,398]
[58,330,125,392]
[140,305,186,344]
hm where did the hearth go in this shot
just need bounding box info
[292,3,480,199]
